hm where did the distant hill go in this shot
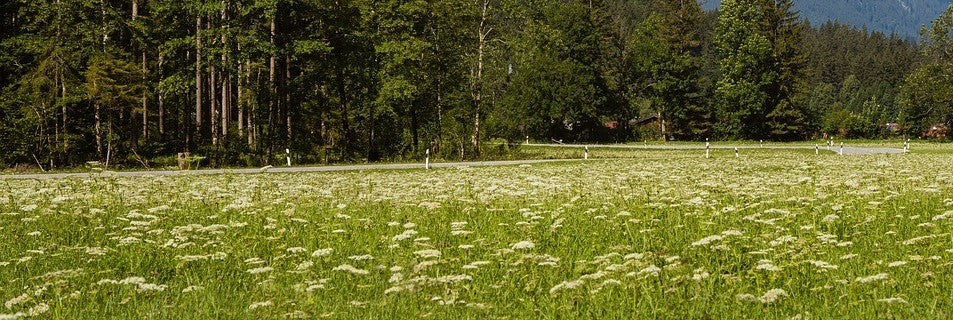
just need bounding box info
[701,0,953,39]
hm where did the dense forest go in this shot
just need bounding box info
[1,0,952,169]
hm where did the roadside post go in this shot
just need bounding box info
[425,149,430,170]
[584,146,589,160]
[285,149,291,167]
[706,138,710,159]
[815,144,819,155]
[735,147,739,158]
[840,142,844,156]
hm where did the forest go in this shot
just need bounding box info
[1,0,952,169]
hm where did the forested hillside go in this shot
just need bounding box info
[703,0,953,39]
[1,0,952,169]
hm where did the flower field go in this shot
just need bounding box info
[1,149,951,319]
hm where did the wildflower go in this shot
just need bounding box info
[691,235,723,247]
[4,294,30,309]
[877,297,908,304]
[809,260,838,271]
[248,301,273,311]
[549,280,584,294]
[769,235,796,247]
[413,250,441,259]
[638,265,661,276]
[856,273,889,284]
[247,267,274,275]
[391,230,417,242]
[332,264,369,275]
[286,247,308,254]
[759,288,788,303]
[348,254,374,261]
[887,261,907,268]
[311,248,333,258]
[136,283,168,292]
[756,260,780,272]
[511,241,535,250]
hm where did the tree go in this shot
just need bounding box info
[762,0,807,140]
[85,53,146,164]
[647,0,709,141]
[715,0,773,139]
[898,5,953,135]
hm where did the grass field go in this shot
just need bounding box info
[2,148,952,319]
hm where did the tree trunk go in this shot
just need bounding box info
[134,0,147,142]
[221,0,228,143]
[238,56,244,138]
[60,72,68,156]
[158,50,165,134]
[195,15,203,142]
[285,53,291,144]
[267,18,276,161]
[95,103,102,160]
[471,0,491,156]
[142,51,148,142]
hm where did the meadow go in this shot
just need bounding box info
[1,147,951,319]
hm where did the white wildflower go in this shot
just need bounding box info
[4,294,29,309]
[311,248,333,258]
[286,247,308,254]
[511,241,535,250]
[413,250,441,259]
[878,297,908,304]
[887,261,907,268]
[332,264,369,275]
[248,301,273,311]
[348,254,374,261]
[759,288,787,303]
[856,273,889,284]
[247,267,274,275]
[549,280,584,294]
[691,235,723,247]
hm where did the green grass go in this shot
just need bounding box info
[1,149,952,318]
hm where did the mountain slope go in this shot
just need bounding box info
[701,0,953,39]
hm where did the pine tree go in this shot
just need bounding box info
[714,0,773,139]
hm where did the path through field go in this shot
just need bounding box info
[1,144,906,180]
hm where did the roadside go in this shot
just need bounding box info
[0,143,909,180]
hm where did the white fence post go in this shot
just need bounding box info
[839,142,844,156]
[425,149,430,170]
[706,139,710,159]
[815,144,819,155]
[584,146,589,160]
[735,147,739,158]
[285,149,291,167]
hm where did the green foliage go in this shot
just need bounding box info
[898,5,953,135]
[0,0,943,169]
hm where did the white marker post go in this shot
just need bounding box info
[815,144,819,155]
[526,136,529,144]
[285,149,292,167]
[760,140,763,148]
[425,149,430,170]
[735,147,739,158]
[839,142,844,156]
[584,146,589,160]
[706,139,710,159]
